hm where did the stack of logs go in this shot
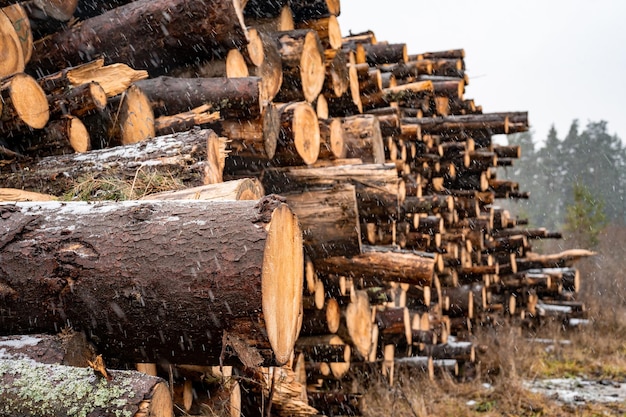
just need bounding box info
[0,0,594,416]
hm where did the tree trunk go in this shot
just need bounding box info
[0,128,226,196]
[28,0,248,76]
[17,114,90,156]
[0,197,303,366]
[278,184,362,260]
[0,358,173,417]
[273,101,320,166]
[47,81,108,118]
[1,73,49,133]
[134,76,265,120]
[262,162,403,222]
[82,84,155,148]
[0,7,25,78]
[273,29,325,103]
[153,104,220,136]
[341,114,385,164]
[289,0,340,22]
[316,245,436,287]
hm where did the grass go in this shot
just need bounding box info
[62,169,186,201]
[359,303,626,417]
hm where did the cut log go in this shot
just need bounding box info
[342,114,384,163]
[277,184,361,259]
[216,103,280,161]
[38,58,149,98]
[0,188,56,201]
[47,81,107,119]
[134,76,265,120]
[0,197,303,366]
[0,7,25,78]
[2,4,31,62]
[17,114,90,156]
[273,101,320,166]
[262,162,403,222]
[322,48,351,97]
[21,0,77,40]
[318,117,345,160]
[300,298,341,336]
[316,245,436,287]
[0,128,226,196]
[289,0,340,22]
[84,84,155,148]
[140,179,264,201]
[358,43,407,65]
[244,4,294,33]
[273,29,325,103]
[0,358,173,417]
[1,72,49,132]
[249,29,284,104]
[516,250,595,270]
[28,0,249,76]
[153,104,220,136]
[296,15,342,50]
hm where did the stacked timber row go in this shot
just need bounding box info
[0,1,594,416]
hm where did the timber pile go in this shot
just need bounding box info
[0,1,594,416]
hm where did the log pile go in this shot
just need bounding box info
[0,1,594,416]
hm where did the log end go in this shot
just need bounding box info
[0,11,25,78]
[346,290,373,358]
[10,73,49,129]
[292,102,321,165]
[300,31,326,103]
[118,85,155,145]
[66,116,91,153]
[262,203,304,365]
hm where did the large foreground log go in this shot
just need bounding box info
[28,0,248,76]
[1,128,226,196]
[0,197,303,366]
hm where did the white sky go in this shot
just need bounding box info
[337,0,626,146]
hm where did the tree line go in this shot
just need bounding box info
[500,120,625,244]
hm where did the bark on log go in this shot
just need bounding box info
[153,105,220,137]
[0,332,94,367]
[0,7,25,78]
[277,184,361,260]
[289,0,340,22]
[215,103,280,161]
[0,197,303,366]
[83,84,155,148]
[47,81,108,118]
[0,358,173,417]
[17,114,90,156]
[134,76,265,120]
[273,101,320,166]
[318,117,345,160]
[342,114,384,164]
[262,162,403,222]
[21,0,77,40]
[73,0,136,19]
[295,15,342,50]
[316,245,436,287]
[273,29,325,103]
[244,4,294,33]
[28,0,249,77]
[0,128,226,196]
[357,43,407,66]
[1,72,49,133]
[2,4,32,62]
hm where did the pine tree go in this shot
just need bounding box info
[564,182,607,249]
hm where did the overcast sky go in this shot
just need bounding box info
[337,1,626,146]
